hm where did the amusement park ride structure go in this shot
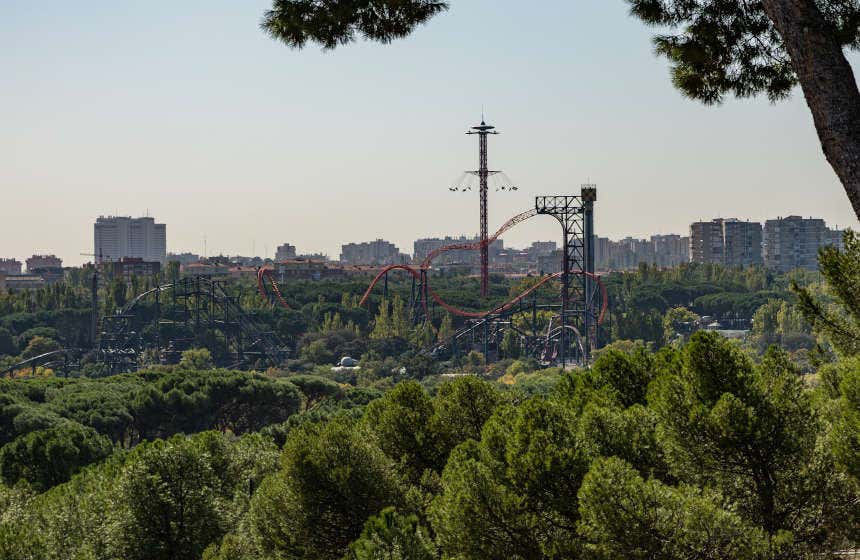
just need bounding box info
[86,120,605,372]
[256,186,606,366]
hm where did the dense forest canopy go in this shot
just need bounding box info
[0,243,858,558]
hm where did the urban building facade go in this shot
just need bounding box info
[722,220,763,267]
[413,236,504,266]
[763,216,839,272]
[275,243,297,261]
[25,254,62,271]
[340,239,409,266]
[166,252,200,266]
[110,257,161,281]
[690,220,725,264]
[593,235,689,270]
[0,259,22,275]
[94,216,166,264]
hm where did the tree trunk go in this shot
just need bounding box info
[762,0,860,220]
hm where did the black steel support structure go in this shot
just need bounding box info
[467,120,498,298]
[429,187,599,367]
[536,186,597,364]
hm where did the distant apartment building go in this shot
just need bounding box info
[26,254,62,272]
[94,216,166,264]
[650,234,690,267]
[538,250,564,274]
[297,252,330,262]
[690,220,725,264]
[592,235,688,270]
[413,236,503,266]
[722,220,763,267]
[528,241,557,257]
[0,259,22,275]
[824,228,845,251]
[689,219,763,267]
[275,243,297,261]
[25,254,64,283]
[4,275,45,292]
[110,258,161,282]
[340,239,408,266]
[763,216,831,272]
[167,252,201,266]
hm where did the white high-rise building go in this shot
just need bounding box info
[94,216,167,263]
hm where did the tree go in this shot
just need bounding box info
[629,0,860,219]
[299,338,335,364]
[588,344,656,408]
[110,278,127,310]
[288,374,343,411]
[430,397,589,559]
[179,347,214,370]
[20,336,60,360]
[833,363,860,481]
[261,0,448,49]
[578,457,770,560]
[0,423,113,491]
[0,328,17,357]
[796,230,860,355]
[751,298,783,350]
[648,332,858,548]
[662,306,699,346]
[115,434,230,560]
[432,375,502,456]
[250,417,401,560]
[345,507,436,560]
[362,380,441,481]
[263,0,860,220]
[436,313,454,342]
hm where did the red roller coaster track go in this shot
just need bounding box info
[256,208,608,325]
[257,267,290,309]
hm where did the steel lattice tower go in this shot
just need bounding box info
[467,120,498,297]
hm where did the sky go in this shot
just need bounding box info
[2,0,858,266]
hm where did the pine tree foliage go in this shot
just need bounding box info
[627,0,860,104]
[262,0,449,49]
[795,230,860,356]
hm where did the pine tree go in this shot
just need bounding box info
[437,314,454,342]
[371,300,392,340]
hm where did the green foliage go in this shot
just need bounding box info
[19,335,60,359]
[430,397,588,559]
[796,230,860,356]
[114,433,230,560]
[589,344,655,408]
[833,364,860,481]
[287,374,343,411]
[0,328,17,357]
[0,423,112,491]
[432,375,501,456]
[579,457,771,560]
[0,431,279,560]
[628,0,846,104]
[649,332,858,543]
[262,0,449,50]
[179,347,214,370]
[250,417,401,560]
[662,306,698,345]
[345,507,436,560]
[363,381,440,482]
[300,339,335,365]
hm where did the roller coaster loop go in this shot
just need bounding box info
[255,207,607,325]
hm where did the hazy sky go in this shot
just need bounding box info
[2,1,858,266]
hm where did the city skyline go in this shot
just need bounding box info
[3,1,859,267]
